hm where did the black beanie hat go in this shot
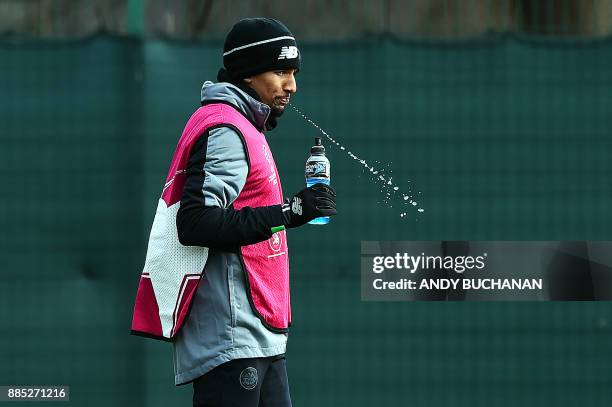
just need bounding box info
[222,18,301,80]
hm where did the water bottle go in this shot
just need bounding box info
[305,137,331,225]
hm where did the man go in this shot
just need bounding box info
[131,18,337,407]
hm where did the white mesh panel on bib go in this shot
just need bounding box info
[142,199,209,337]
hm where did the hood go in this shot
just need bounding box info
[200,81,271,131]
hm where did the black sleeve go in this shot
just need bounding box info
[176,129,286,248]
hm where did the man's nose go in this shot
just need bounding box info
[284,74,297,94]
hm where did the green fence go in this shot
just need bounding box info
[1,34,611,406]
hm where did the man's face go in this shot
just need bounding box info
[245,69,298,116]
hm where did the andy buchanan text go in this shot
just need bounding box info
[373,278,543,290]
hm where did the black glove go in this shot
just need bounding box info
[282,184,337,228]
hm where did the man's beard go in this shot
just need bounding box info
[270,96,289,118]
[271,106,285,118]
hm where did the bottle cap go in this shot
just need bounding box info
[310,137,325,155]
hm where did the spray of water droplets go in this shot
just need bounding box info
[289,104,424,218]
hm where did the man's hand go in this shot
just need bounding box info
[282,184,337,228]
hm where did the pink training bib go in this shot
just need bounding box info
[131,103,290,340]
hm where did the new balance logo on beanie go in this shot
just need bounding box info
[278,46,299,60]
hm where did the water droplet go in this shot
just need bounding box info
[289,103,425,219]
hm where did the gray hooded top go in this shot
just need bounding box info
[172,81,288,385]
